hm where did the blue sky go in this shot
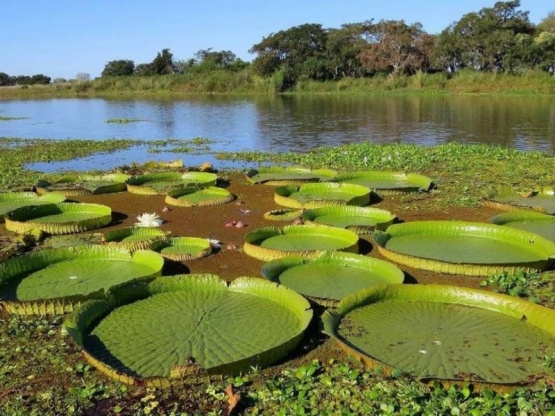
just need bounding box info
[1,0,552,80]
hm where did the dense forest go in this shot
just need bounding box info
[1,1,554,91]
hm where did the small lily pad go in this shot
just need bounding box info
[158,237,212,261]
[245,167,337,185]
[302,206,396,235]
[483,186,555,214]
[334,171,432,194]
[0,192,66,222]
[102,227,169,252]
[165,186,234,207]
[274,183,372,209]
[126,172,218,195]
[262,252,404,306]
[244,224,359,261]
[490,210,555,242]
[36,174,130,196]
[5,203,112,235]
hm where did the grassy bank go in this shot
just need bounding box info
[1,70,554,98]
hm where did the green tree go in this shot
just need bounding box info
[250,23,330,88]
[436,1,535,72]
[358,20,435,75]
[134,63,153,76]
[0,72,12,86]
[538,11,555,33]
[150,48,174,75]
[101,59,135,77]
[325,23,369,78]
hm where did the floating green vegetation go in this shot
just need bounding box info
[105,118,144,124]
[218,142,555,209]
[0,137,137,190]
[147,137,215,154]
[0,116,29,121]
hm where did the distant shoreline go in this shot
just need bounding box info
[1,70,554,99]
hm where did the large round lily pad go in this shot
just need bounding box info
[262,252,404,306]
[36,174,130,196]
[244,224,359,262]
[102,227,169,252]
[483,186,555,214]
[64,275,312,386]
[302,206,396,235]
[491,210,555,242]
[245,167,337,185]
[274,183,372,209]
[334,171,432,194]
[0,246,164,315]
[0,192,66,222]
[322,284,555,387]
[165,186,234,207]
[126,172,217,195]
[373,221,555,276]
[5,203,112,235]
[158,237,212,261]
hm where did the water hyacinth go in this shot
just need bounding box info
[135,213,164,227]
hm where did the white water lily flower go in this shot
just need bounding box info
[207,238,221,249]
[135,213,163,227]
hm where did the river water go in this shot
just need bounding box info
[1,95,554,172]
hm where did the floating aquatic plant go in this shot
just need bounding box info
[135,213,163,227]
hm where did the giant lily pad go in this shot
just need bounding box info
[302,206,396,235]
[373,221,555,276]
[64,275,312,386]
[165,186,234,207]
[262,252,404,306]
[245,167,337,185]
[126,172,217,195]
[5,203,112,235]
[0,246,164,315]
[322,284,555,388]
[274,183,372,209]
[0,192,66,222]
[490,210,555,242]
[102,227,169,252]
[483,186,555,214]
[158,237,212,261]
[334,171,432,195]
[36,174,130,196]
[244,224,359,262]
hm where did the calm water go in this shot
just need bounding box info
[1,95,554,172]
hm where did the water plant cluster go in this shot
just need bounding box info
[0,141,554,414]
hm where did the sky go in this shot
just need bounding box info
[1,0,552,80]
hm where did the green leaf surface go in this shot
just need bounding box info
[334,171,432,193]
[71,275,312,379]
[0,246,163,303]
[323,284,555,385]
[275,183,371,208]
[165,186,234,207]
[491,210,555,242]
[262,252,403,302]
[16,259,158,301]
[245,167,337,184]
[0,192,66,220]
[302,206,395,234]
[374,221,555,274]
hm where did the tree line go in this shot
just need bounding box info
[1,1,554,90]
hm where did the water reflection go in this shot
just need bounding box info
[0,95,553,172]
